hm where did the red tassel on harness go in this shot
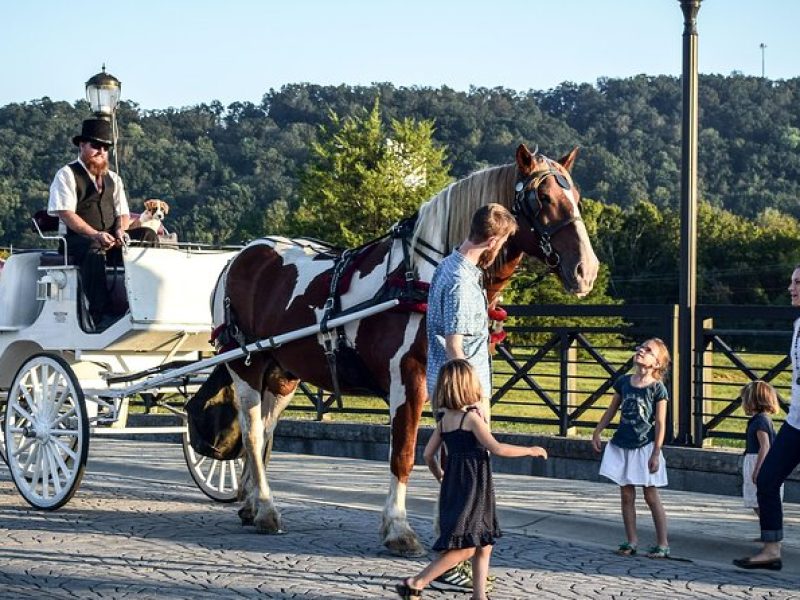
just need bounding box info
[488,304,508,354]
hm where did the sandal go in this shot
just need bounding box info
[615,541,637,556]
[395,578,423,598]
[647,545,670,559]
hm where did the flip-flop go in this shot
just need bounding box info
[647,545,671,559]
[615,541,637,556]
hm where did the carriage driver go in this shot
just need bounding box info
[47,118,157,331]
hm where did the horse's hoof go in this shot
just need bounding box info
[254,521,283,534]
[238,505,255,526]
[254,511,283,534]
[384,536,426,558]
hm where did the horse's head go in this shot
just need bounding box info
[509,143,598,297]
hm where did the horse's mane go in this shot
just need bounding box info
[410,163,516,263]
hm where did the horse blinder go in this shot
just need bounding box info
[512,169,576,270]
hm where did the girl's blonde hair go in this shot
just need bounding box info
[433,359,483,411]
[643,337,671,381]
[741,380,779,416]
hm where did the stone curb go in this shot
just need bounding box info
[123,415,800,501]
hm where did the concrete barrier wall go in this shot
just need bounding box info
[270,420,800,502]
[123,415,800,501]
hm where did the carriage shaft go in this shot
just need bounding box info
[96,299,400,399]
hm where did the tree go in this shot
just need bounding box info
[288,98,451,247]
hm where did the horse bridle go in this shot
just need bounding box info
[511,158,582,269]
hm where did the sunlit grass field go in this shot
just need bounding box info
[276,346,792,449]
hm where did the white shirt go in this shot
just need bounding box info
[47,159,129,234]
[788,318,800,429]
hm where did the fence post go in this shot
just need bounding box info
[315,389,330,421]
[694,316,713,446]
[558,331,576,436]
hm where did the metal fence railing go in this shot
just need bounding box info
[263,304,800,447]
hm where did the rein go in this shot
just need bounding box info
[512,157,582,270]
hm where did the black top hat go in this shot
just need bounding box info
[72,118,114,147]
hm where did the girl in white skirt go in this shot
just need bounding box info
[592,338,671,559]
[740,381,781,525]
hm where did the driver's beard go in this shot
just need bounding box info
[84,155,109,178]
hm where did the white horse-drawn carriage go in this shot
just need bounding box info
[0,227,247,508]
[0,221,396,511]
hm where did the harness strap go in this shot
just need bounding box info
[319,248,360,404]
[215,296,254,365]
[316,215,443,403]
[512,159,582,269]
[321,330,344,404]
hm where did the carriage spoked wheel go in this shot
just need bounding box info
[0,394,7,467]
[181,429,244,503]
[3,354,89,510]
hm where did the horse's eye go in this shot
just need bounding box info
[539,194,551,205]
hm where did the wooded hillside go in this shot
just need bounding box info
[2,75,798,304]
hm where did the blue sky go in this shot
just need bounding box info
[1,0,798,110]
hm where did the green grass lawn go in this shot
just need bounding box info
[137,343,791,450]
[280,345,792,448]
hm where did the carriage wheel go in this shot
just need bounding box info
[182,429,243,503]
[0,394,6,467]
[3,354,89,510]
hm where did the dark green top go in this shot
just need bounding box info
[610,374,668,449]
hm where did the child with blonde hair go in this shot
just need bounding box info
[395,359,547,600]
[592,338,671,559]
[740,380,782,522]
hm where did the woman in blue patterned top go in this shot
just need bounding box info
[592,338,672,559]
[734,264,800,571]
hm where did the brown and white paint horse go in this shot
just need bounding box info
[211,143,599,556]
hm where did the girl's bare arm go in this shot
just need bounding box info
[592,393,621,452]
[648,399,667,473]
[423,428,444,482]
[466,412,547,459]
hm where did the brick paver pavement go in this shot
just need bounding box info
[0,440,798,599]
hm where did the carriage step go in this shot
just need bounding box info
[90,425,187,435]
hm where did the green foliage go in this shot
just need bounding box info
[3,77,800,306]
[289,99,451,246]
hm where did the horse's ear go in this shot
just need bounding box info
[516,144,535,174]
[557,147,580,172]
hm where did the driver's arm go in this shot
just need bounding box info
[56,210,115,249]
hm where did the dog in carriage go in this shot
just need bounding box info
[129,199,170,235]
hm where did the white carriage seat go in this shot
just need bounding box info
[0,252,44,330]
[32,209,132,320]
[31,210,76,266]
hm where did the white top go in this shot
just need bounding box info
[788,317,800,430]
[47,159,129,234]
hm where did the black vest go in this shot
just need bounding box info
[66,162,116,236]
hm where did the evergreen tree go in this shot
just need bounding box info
[289,98,451,247]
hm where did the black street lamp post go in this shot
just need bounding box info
[677,0,701,445]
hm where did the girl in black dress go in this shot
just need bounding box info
[396,359,548,600]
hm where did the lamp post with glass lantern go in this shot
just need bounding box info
[85,65,122,172]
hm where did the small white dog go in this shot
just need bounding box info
[130,199,170,234]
